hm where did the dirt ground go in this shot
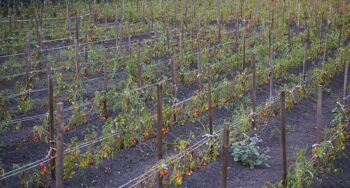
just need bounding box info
[179,74,350,188]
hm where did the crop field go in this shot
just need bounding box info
[0,0,350,187]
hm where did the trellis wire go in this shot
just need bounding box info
[2,26,246,99]
[120,94,281,188]
[1,27,284,126]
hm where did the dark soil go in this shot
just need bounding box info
[313,141,350,188]
[179,74,350,188]
[1,17,347,188]
[57,44,346,188]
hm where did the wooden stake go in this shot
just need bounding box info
[128,34,131,58]
[316,85,322,143]
[55,102,64,188]
[338,24,343,49]
[136,40,142,88]
[171,59,177,124]
[102,50,108,118]
[157,83,163,188]
[66,5,72,41]
[35,6,43,59]
[48,74,55,180]
[221,123,230,188]
[166,24,170,52]
[252,55,257,128]
[179,31,184,63]
[84,22,89,66]
[115,4,119,51]
[76,9,81,42]
[25,32,30,92]
[280,91,287,187]
[242,34,246,72]
[217,16,221,43]
[195,48,202,92]
[344,61,349,105]
[288,18,291,50]
[122,0,125,21]
[269,30,274,100]
[208,65,213,135]
[74,39,79,80]
[302,41,307,82]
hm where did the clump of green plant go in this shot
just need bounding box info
[231,134,270,169]
[286,149,315,188]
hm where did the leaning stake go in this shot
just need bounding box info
[316,85,323,143]
[221,123,230,188]
[56,102,64,188]
[343,61,349,105]
[157,83,163,188]
[208,65,213,135]
[48,74,55,179]
[252,55,257,129]
[280,91,287,186]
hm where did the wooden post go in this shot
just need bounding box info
[179,31,184,63]
[74,39,79,80]
[35,6,43,59]
[252,55,257,128]
[302,41,307,82]
[76,10,81,42]
[344,61,349,105]
[288,18,291,50]
[174,0,177,24]
[221,123,230,188]
[171,59,177,125]
[115,4,119,51]
[282,0,285,24]
[8,6,12,32]
[295,1,299,35]
[84,43,88,64]
[242,34,246,72]
[235,0,240,50]
[122,0,125,21]
[128,33,131,58]
[338,24,343,49]
[66,5,72,41]
[119,23,124,54]
[84,21,89,66]
[217,16,221,43]
[25,32,30,92]
[197,47,203,91]
[208,65,213,135]
[102,50,108,118]
[136,40,142,88]
[55,102,64,188]
[48,74,55,179]
[88,0,93,24]
[166,24,170,53]
[269,30,274,100]
[323,36,328,64]
[316,85,322,143]
[157,83,163,188]
[280,91,287,187]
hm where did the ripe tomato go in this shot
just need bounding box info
[41,168,48,175]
